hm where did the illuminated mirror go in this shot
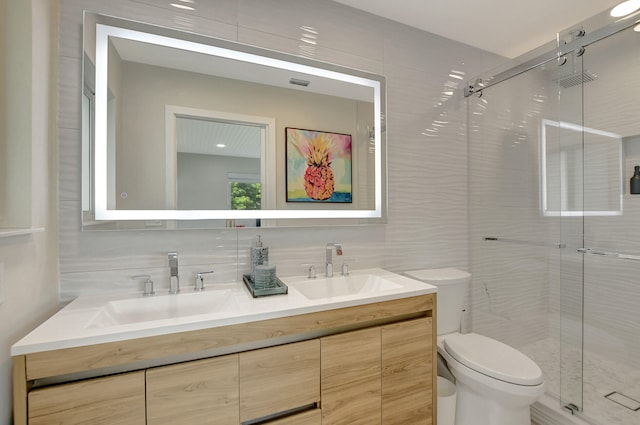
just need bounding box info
[82,13,386,229]
[541,119,622,216]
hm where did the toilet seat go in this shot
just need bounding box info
[443,333,543,386]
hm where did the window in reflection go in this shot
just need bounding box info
[229,175,261,210]
[166,107,275,212]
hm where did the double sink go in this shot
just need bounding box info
[12,267,436,356]
[87,270,404,328]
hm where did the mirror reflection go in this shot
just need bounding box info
[541,119,622,216]
[175,117,262,211]
[82,13,386,229]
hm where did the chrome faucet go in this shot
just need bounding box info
[132,274,155,297]
[325,243,343,277]
[194,270,214,291]
[168,251,180,294]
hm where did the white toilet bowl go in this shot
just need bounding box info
[438,333,545,425]
[404,268,545,425]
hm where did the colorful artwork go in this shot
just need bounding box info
[286,128,352,203]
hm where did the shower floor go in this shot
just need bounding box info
[521,337,640,425]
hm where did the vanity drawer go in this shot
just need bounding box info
[28,371,145,425]
[146,354,239,425]
[239,339,320,422]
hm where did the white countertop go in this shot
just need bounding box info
[12,268,436,356]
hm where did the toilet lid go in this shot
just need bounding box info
[405,268,470,283]
[443,333,543,386]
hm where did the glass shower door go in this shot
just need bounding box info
[553,44,585,413]
[467,53,569,408]
[469,11,640,425]
[569,21,640,425]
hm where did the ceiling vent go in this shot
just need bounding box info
[289,78,310,87]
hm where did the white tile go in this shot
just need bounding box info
[58,56,81,131]
[58,128,81,202]
[238,27,384,74]
[238,0,384,61]
[129,0,238,26]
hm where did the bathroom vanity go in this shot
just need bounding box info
[12,269,437,425]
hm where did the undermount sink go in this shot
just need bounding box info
[288,273,403,300]
[86,289,235,328]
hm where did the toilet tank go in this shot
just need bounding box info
[404,268,471,335]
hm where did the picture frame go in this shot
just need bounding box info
[285,127,352,203]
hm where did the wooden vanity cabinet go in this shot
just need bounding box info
[27,371,145,425]
[14,294,435,425]
[320,317,433,425]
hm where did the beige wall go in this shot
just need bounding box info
[0,0,5,221]
[0,0,59,423]
[1,0,31,228]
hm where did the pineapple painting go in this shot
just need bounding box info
[303,134,335,200]
[286,128,352,203]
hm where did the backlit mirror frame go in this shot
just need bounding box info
[85,12,386,225]
[540,118,623,216]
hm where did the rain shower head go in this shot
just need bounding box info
[555,69,598,88]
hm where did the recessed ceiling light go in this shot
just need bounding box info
[216,143,226,148]
[170,3,195,11]
[611,0,640,17]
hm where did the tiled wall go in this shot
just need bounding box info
[57,0,503,301]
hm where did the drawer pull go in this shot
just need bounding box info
[241,402,319,425]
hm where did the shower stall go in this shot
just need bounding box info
[467,7,640,425]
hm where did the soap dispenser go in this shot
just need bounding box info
[250,235,269,281]
[631,166,640,195]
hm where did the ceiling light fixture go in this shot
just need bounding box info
[611,0,640,17]
[170,3,195,11]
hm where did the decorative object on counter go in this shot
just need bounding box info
[250,235,269,281]
[254,264,277,289]
[244,234,286,297]
[286,127,352,203]
[242,274,288,298]
[631,165,640,194]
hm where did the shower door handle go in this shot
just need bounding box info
[578,248,640,262]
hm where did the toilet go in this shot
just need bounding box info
[404,268,545,425]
